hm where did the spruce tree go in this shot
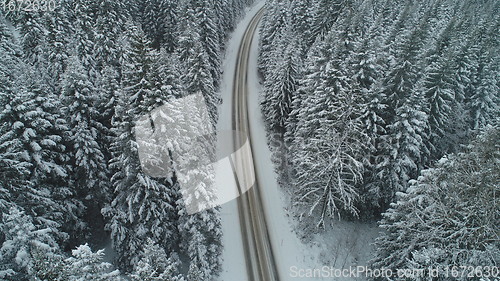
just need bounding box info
[422,55,461,157]
[178,20,220,124]
[104,25,178,270]
[261,25,301,133]
[373,125,500,279]
[470,58,499,130]
[0,207,60,280]
[130,239,184,281]
[290,36,367,225]
[61,56,111,241]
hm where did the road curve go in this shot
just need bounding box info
[231,7,280,281]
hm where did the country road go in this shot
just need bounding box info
[230,7,280,281]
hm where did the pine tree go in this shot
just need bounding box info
[0,94,34,214]
[213,0,229,47]
[0,78,84,243]
[470,58,499,130]
[261,25,301,133]
[373,125,500,279]
[0,15,30,213]
[61,56,111,241]
[290,40,367,225]
[93,0,128,71]
[178,209,222,280]
[385,91,428,194]
[178,19,220,124]
[0,14,22,95]
[0,207,60,280]
[357,88,388,214]
[259,0,289,77]
[195,0,221,85]
[104,25,179,270]
[142,0,168,49]
[40,6,72,93]
[421,55,461,157]
[95,66,120,131]
[289,0,314,49]
[308,0,344,42]
[155,91,223,278]
[130,239,184,281]
[15,12,48,65]
[32,243,122,280]
[177,0,221,86]
[60,244,121,281]
[71,0,98,79]
[351,38,380,91]
[258,0,498,224]
[373,22,430,205]
[162,0,180,53]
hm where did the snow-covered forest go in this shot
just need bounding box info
[0,0,255,279]
[1,0,498,279]
[259,0,498,277]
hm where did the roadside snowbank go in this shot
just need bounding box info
[217,1,378,280]
[246,8,379,281]
[216,2,265,281]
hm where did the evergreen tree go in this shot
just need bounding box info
[194,0,221,85]
[0,15,30,213]
[93,0,128,71]
[160,92,223,279]
[373,23,430,205]
[95,66,121,131]
[290,41,367,225]
[142,0,169,49]
[289,0,314,50]
[373,125,500,280]
[178,21,220,124]
[31,243,122,281]
[470,58,499,130]
[0,14,21,95]
[37,5,72,93]
[0,207,60,280]
[60,244,121,281]
[104,25,178,270]
[421,55,461,157]
[178,209,222,280]
[0,79,83,244]
[261,25,301,133]
[16,12,47,65]
[162,0,180,53]
[61,56,111,241]
[259,0,498,225]
[259,0,288,78]
[130,239,184,281]
[308,0,345,41]
[71,0,98,79]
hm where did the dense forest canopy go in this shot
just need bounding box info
[259,0,498,279]
[259,0,498,221]
[0,0,254,279]
[0,0,498,279]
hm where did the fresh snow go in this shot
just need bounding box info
[248,27,380,279]
[217,1,379,280]
[216,1,266,280]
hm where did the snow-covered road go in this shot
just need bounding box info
[216,1,317,280]
[216,2,378,280]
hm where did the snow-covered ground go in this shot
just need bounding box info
[246,21,320,281]
[216,2,266,280]
[217,1,379,280]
